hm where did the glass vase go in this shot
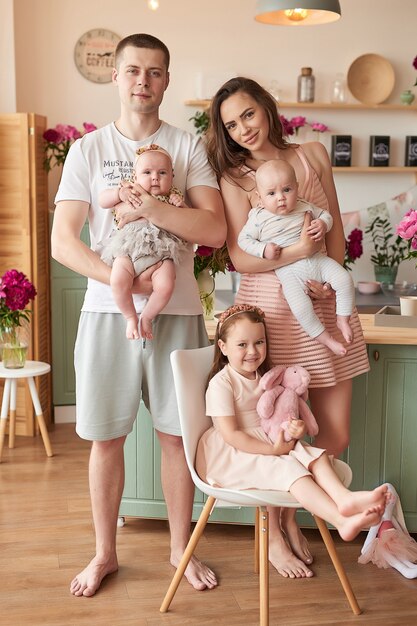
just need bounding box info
[197,269,215,320]
[0,325,29,369]
[373,265,398,285]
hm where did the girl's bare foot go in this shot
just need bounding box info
[269,532,313,578]
[338,484,388,516]
[126,316,139,339]
[338,505,384,542]
[70,554,118,597]
[170,553,217,590]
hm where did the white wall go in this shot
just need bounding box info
[1,0,16,112]
[12,0,417,286]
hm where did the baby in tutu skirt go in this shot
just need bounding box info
[99,144,187,340]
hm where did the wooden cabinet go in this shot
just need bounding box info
[0,114,52,436]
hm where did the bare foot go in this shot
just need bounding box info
[338,484,389,516]
[316,330,347,356]
[70,555,118,597]
[337,316,353,344]
[269,532,313,578]
[126,316,139,340]
[281,516,313,565]
[170,553,217,590]
[338,505,384,542]
[139,314,153,340]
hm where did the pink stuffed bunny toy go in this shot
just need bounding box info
[257,365,319,442]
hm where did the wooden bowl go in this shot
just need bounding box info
[347,54,395,104]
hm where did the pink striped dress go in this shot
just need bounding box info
[235,146,369,387]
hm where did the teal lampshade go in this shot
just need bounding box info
[255,0,341,25]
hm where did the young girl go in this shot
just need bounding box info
[99,144,187,340]
[238,159,354,356]
[196,304,388,543]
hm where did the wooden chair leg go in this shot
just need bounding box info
[259,506,269,626]
[0,378,11,463]
[313,515,362,616]
[254,507,260,574]
[160,495,216,613]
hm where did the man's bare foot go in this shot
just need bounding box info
[170,553,217,590]
[338,484,388,517]
[337,316,353,344]
[139,314,153,340]
[126,316,139,340]
[338,505,384,542]
[269,532,314,578]
[70,555,118,597]
[281,516,313,565]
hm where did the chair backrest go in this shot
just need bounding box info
[170,345,214,485]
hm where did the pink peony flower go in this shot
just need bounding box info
[396,209,417,240]
[310,122,329,133]
[280,115,294,137]
[83,122,97,133]
[196,245,214,257]
[0,269,37,330]
[43,128,63,144]
[290,116,306,134]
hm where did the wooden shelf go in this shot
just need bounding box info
[332,167,417,173]
[185,99,417,112]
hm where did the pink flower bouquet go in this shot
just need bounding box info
[396,209,417,266]
[0,269,37,330]
[43,122,97,171]
[344,228,363,270]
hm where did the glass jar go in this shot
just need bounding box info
[331,73,347,103]
[297,67,315,103]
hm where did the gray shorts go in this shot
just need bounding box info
[74,312,209,440]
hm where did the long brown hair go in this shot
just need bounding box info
[206,77,291,182]
[208,305,272,384]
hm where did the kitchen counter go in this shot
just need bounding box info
[207,290,417,345]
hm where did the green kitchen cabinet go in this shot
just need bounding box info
[119,402,256,524]
[121,344,417,530]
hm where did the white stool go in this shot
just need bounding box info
[0,360,53,462]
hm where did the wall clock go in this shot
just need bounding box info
[74,29,121,84]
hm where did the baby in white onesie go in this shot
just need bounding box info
[238,159,354,356]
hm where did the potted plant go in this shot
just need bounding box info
[365,216,408,284]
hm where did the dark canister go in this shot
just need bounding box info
[405,136,417,166]
[369,136,390,167]
[331,135,352,166]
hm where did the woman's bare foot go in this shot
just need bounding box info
[170,553,217,590]
[70,554,118,597]
[126,315,139,340]
[338,484,389,517]
[269,531,314,578]
[281,515,313,565]
[338,505,384,542]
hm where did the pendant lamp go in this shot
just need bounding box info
[255,0,341,26]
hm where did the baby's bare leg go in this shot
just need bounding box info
[139,260,175,339]
[111,257,139,339]
[336,315,353,344]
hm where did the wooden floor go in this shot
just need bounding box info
[1,424,417,626]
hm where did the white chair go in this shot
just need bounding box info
[160,346,361,624]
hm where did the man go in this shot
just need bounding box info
[51,33,225,597]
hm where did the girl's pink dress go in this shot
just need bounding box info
[235,146,369,387]
[196,364,325,491]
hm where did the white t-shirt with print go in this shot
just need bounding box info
[55,121,219,315]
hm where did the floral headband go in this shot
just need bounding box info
[135,143,173,162]
[217,304,265,328]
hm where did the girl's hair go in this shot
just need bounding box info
[208,304,272,382]
[205,77,291,182]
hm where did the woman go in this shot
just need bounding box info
[206,77,369,579]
